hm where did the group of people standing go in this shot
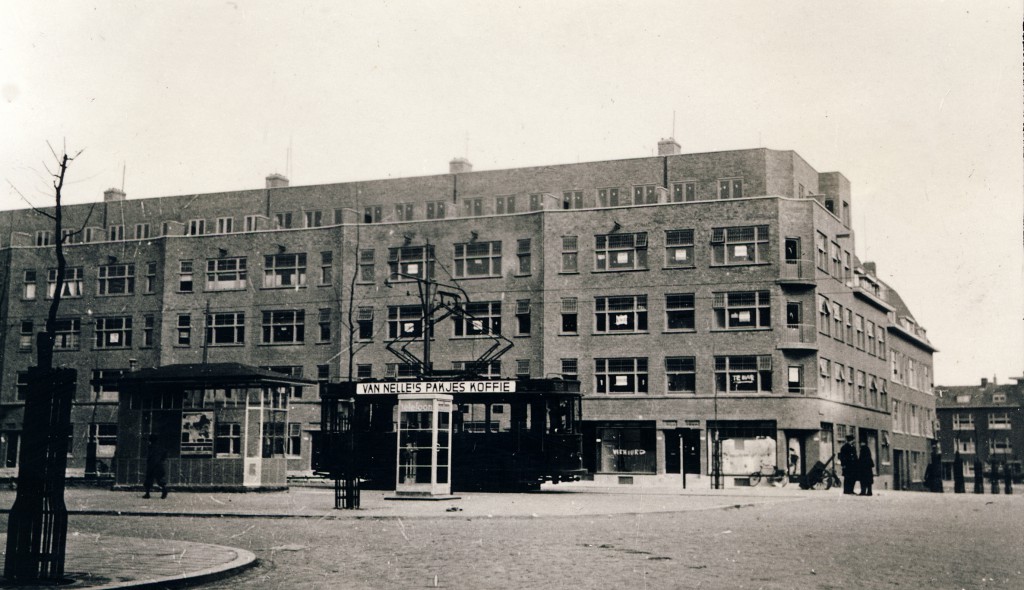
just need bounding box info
[838,434,874,496]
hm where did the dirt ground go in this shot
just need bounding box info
[16,491,1024,590]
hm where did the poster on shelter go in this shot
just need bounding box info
[720,436,775,475]
[180,411,214,456]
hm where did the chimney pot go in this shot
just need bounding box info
[981,377,988,387]
[657,137,681,156]
[103,188,126,202]
[266,173,289,189]
[449,158,472,174]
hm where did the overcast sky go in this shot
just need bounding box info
[1,1,1020,386]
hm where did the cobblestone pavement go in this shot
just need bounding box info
[2,486,1019,589]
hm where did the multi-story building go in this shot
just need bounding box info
[0,140,935,489]
[936,377,1023,484]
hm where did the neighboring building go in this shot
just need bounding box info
[0,140,936,489]
[936,377,1024,484]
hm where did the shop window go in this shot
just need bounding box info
[598,426,656,473]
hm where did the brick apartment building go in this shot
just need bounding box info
[935,378,1023,484]
[0,139,936,489]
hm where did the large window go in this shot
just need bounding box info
[263,253,306,288]
[388,245,435,282]
[594,295,647,333]
[388,305,426,339]
[455,302,501,337]
[98,264,135,295]
[713,291,771,329]
[595,357,648,394]
[54,318,81,350]
[207,312,245,345]
[261,310,305,344]
[666,293,695,331]
[714,355,772,392]
[665,229,694,268]
[207,257,247,291]
[47,267,83,298]
[95,316,132,349]
[454,241,501,278]
[711,226,769,265]
[666,357,696,393]
[595,232,648,271]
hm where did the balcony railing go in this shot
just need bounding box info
[778,259,816,285]
[778,323,818,351]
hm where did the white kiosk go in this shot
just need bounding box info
[394,393,455,499]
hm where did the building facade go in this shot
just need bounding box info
[0,141,936,489]
[936,378,1023,484]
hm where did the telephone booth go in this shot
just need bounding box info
[395,393,453,498]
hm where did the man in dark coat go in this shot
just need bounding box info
[143,434,169,499]
[838,434,858,495]
[858,443,874,496]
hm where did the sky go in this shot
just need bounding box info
[1,1,1021,386]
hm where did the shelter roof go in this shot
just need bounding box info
[119,362,315,388]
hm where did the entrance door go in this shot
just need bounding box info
[665,430,681,475]
[893,450,904,491]
[682,430,700,475]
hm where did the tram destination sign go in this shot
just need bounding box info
[357,380,517,395]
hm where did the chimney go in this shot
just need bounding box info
[657,137,681,156]
[266,173,289,189]
[449,158,472,174]
[103,188,126,202]
[862,261,877,275]
[981,377,988,387]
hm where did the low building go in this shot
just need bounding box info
[935,377,1024,484]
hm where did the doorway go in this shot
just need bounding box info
[665,429,701,487]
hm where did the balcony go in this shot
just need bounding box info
[777,259,816,288]
[778,323,818,352]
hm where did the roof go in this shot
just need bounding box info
[118,362,315,388]
[935,381,1024,409]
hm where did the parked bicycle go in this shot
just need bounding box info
[749,463,789,487]
[803,456,842,490]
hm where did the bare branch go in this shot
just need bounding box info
[6,179,57,220]
[46,140,59,162]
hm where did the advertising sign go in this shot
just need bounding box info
[357,380,516,395]
[180,411,214,456]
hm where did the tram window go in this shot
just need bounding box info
[460,403,502,433]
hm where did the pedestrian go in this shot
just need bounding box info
[144,434,169,499]
[788,446,799,476]
[858,443,874,496]
[838,434,858,495]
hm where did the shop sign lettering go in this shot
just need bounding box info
[357,380,517,395]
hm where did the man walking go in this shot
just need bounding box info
[143,434,169,499]
[838,434,858,495]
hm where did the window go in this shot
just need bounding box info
[287,423,302,456]
[144,262,157,293]
[216,217,234,234]
[815,232,828,271]
[715,355,772,392]
[89,424,118,460]
[528,193,544,211]
[952,413,974,430]
[597,188,621,207]
[671,181,696,202]
[426,201,446,219]
[561,298,578,334]
[989,438,1012,455]
[666,357,696,393]
[263,253,307,288]
[818,297,831,335]
[665,294,695,331]
[354,249,375,283]
[388,305,426,339]
[993,393,1007,403]
[989,413,1011,429]
[495,195,516,214]
[562,191,583,209]
[515,300,531,335]
[318,309,331,342]
[561,358,578,380]
[711,226,769,265]
[517,239,531,275]
[845,309,854,344]
[274,212,292,229]
[788,366,803,394]
[830,241,842,277]
[206,257,247,291]
[633,185,658,204]
[714,291,771,329]
[561,236,578,273]
[54,318,81,350]
[388,245,435,282]
[142,315,155,348]
[818,358,832,397]
[23,270,36,300]
[98,264,135,295]
[595,357,648,394]
[108,224,124,241]
[35,230,53,246]
[178,261,194,293]
[304,210,323,228]
[516,359,531,378]
[19,321,32,351]
[455,301,501,337]
[244,215,259,232]
[866,320,876,355]
[463,197,483,217]
[207,312,245,345]
[262,310,305,344]
[833,302,843,340]
[394,204,413,221]
[187,219,206,236]
[177,315,191,346]
[784,238,801,262]
[264,366,304,398]
[454,241,502,278]
[877,325,886,357]
[595,232,648,271]
[135,223,150,239]
[15,371,29,400]
[955,437,976,454]
[855,314,865,350]
[95,316,132,349]
[665,229,694,268]
[47,267,84,298]
[356,364,372,380]
[215,423,241,456]
[320,251,333,285]
[90,369,125,402]
[452,360,501,379]
[718,178,743,199]
[357,307,374,340]
[363,206,382,224]
[595,295,647,333]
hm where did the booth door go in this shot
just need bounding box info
[244,408,263,486]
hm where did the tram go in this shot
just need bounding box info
[316,378,586,492]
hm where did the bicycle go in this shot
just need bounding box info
[749,463,788,487]
[804,456,842,490]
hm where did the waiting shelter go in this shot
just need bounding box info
[114,363,312,490]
